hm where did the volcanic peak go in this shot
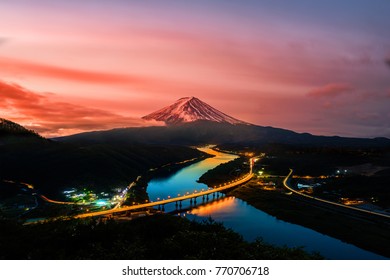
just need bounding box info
[142,97,248,125]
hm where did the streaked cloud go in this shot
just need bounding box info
[307,83,354,98]
[0,57,152,85]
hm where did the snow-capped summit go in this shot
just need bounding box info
[142,97,248,125]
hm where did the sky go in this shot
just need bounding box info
[1,0,390,138]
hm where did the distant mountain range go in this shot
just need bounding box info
[2,96,390,149]
[56,120,390,148]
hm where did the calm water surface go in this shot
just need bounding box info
[147,148,386,260]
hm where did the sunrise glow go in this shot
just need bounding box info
[1,0,390,137]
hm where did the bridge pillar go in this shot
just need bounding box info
[175,201,178,208]
[158,205,161,210]
[179,201,182,208]
[217,193,220,198]
[161,204,165,212]
[190,198,193,204]
[194,197,197,204]
[213,193,215,198]
[206,194,209,201]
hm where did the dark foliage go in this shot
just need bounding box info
[0,215,322,260]
[0,140,205,199]
[0,118,43,145]
[199,157,249,187]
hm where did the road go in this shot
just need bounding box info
[283,169,390,219]
[113,176,141,209]
[24,157,254,224]
[40,195,76,205]
[74,167,254,219]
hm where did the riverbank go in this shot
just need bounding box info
[227,181,390,259]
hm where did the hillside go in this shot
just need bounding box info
[0,118,43,145]
[0,141,206,198]
[0,118,209,198]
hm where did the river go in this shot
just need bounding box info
[147,148,386,260]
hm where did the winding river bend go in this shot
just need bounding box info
[147,148,386,260]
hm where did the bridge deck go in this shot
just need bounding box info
[74,172,254,219]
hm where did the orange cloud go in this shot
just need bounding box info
[0,80,163,137]
[307,83,354,98]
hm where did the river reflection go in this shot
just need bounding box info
[185,197,386,260]
[148,148,237,204]
[190,196,238,216]
[147,148,386,260]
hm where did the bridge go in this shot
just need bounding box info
[72,158,254,219]
[24,157,254,225]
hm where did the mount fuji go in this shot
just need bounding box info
[142,97,248,125]
[57,97,390,148]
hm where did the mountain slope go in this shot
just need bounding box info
[0,118,43,145]
[142,97,248,125]
[0,118,207,198]
[56,120,390,148]
[0,141,206,198]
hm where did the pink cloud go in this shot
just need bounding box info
[307,83,354,98]
[0,56,231,101]
[0,80,163,137]
[0,57,154,85]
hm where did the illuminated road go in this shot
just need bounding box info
[74,165,253,219]
[113,176,141,209]
[40,195,76,205]
[23,157,254,225]
[283,169,390,219]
